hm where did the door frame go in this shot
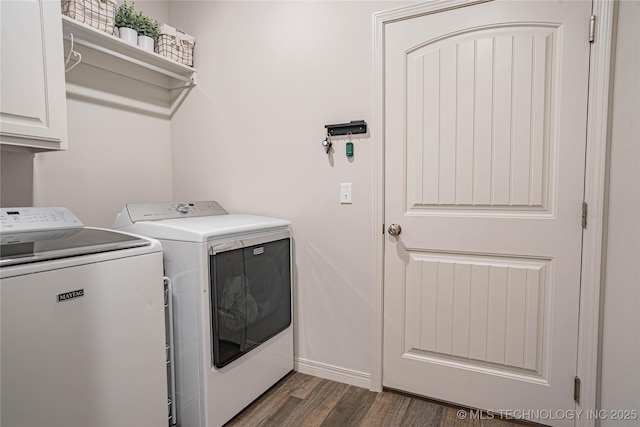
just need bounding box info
[371,1,616,425]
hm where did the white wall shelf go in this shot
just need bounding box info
[61,16,197,91]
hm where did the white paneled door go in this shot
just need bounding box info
[382,1,592,425]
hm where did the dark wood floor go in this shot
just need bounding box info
[225,372,528,427]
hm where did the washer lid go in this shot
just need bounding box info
[0,227,150,267]
[118,214,291,242]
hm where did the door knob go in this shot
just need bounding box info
[387,224,402,236]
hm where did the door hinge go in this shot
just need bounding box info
[589,15,596,43]
[582,202,588,229]
[574,376,581,403]
[382,224,385,234]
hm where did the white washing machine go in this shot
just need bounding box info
[114,201,294,427]
[0,207,168,427]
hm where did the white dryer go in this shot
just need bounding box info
[114,201,294,427]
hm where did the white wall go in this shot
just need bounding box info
[599,1,640,424]
[168,1,414,381]
[33,95,173,227]
[33,1,173,227]
[0,151,33,207]
[135,0,170,25]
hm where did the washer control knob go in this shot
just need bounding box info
[176,204,190,214]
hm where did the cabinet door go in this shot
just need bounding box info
[1,0,67,151]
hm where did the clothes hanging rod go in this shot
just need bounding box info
[77,60,196,92]
[64,33,195,84]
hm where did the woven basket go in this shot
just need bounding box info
[61,0,117,35]
[155,24,195,67]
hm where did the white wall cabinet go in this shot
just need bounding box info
[1,0,68,152]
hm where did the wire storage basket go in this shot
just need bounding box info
[61,0,117,35]
[155,23,195,67]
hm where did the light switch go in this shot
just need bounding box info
[340,183,352,204]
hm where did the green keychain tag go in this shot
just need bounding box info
[346,142,354,158]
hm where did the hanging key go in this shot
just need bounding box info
[322,137,332,154]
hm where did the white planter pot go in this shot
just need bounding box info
[137,35,155,52]
[118,27,137,45]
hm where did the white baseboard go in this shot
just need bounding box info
[294,357,371,390]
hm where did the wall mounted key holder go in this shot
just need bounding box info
[324,120,367,136]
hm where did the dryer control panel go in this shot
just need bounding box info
[0,207,83,233]
[124,201,228,223]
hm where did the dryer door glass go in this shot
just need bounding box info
[209,238,291,368]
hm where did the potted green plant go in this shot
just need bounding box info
[115,1,138,45]
[135,12,159,52]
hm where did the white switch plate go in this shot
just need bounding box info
[340,183,352,204]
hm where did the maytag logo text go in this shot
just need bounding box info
[57,289,84,303]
